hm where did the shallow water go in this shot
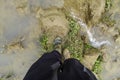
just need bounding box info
[29,0,64,9]
[0,0,41,79]
[71,12,111,48]
[71,11,120,80]
[0,0,37,44]
[0,0,66,79]
[0,0,120,80]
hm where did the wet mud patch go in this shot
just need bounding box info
[0,0,120,80]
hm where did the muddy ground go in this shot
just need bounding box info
[0,0,120,80]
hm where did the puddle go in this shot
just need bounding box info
[0,0,66,79]
[0,0,41,79]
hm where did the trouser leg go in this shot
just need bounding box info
[24,50,62,80]
[59,58,97,80]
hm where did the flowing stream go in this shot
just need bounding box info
[71,12,120,80]
[71,12,111,48]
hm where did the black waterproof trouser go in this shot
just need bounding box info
[23,50,97,80]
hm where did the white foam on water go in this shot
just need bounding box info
[71,12,120,80]
[71,12,111,48]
